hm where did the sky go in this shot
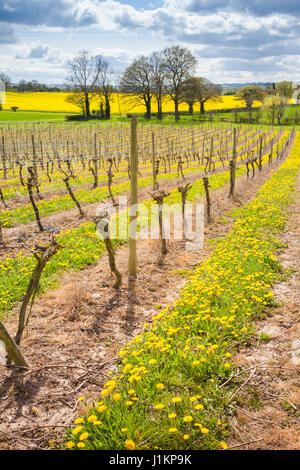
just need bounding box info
[0,0,299,84]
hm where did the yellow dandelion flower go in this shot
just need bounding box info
[154,404,165,410]
[125,440,135,450]
[169,428,178,433]
[87,415,97,423]
[156,383,165,390]
[183,416,193,423]
[148,359,157,365]
[98,405,107,413]
[172,397,182,404]
[72,426,83,435]
[113,393,121,401]
[65,441,75,449]
[195,404,204,410]
[201,428,209,434]
[74,418,84,424]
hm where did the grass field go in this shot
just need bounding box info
[0,110,70,121]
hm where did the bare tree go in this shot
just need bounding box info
[197,78,222,114]
[97,60,115,119]
[162,46,197,121]
[120,56,154,119]
[67,50,104,118]
[150,51,167,120]
[0,72,11,87]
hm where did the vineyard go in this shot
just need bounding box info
[0,120,299,451]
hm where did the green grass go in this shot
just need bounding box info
[61,132,300,451]
[0,110,71,121]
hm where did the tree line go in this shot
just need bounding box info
[1,47,297,122]
[65,46,224,121]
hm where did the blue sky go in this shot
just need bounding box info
[0,0,299,84]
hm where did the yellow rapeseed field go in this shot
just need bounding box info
[3,92,257,114]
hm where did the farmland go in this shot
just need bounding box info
[1,92,259,114]
[0,119,299,451]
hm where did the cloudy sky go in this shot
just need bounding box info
[0,0,299,84]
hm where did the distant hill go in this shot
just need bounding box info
[221,82,274,91]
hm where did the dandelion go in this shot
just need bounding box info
[183,416,193,423]
[98,405,107,413]
[172,397,182,404]
[125,440,135,450]
[195,404,204,410]
[66,441,75,449]
[74,418,84,424]
[169,428,178,433]
[156,383,165,390]
[77,442,85,448]
[201,428,209,434]
[154,404,165,410]
[113,393,121,401]
[79,432,89,441]
[72,426,83,435]
[87,415,97,423]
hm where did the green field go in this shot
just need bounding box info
[0,110,69,121]
[1,105,300,128]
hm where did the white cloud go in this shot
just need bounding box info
[0,0,300,82]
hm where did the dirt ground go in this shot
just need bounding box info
[0,149,296,450]
[227,171,300,450]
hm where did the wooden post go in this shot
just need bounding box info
[93,133,98,188]
[209,137,214,172]
[202,177,211,223]
[0,321,29,367]
[152,132,157,190]
[258,134,263,171]
[229,128,237,198]
[1,136,7,180]
[31,134,38,183]
[129,117,138,277]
